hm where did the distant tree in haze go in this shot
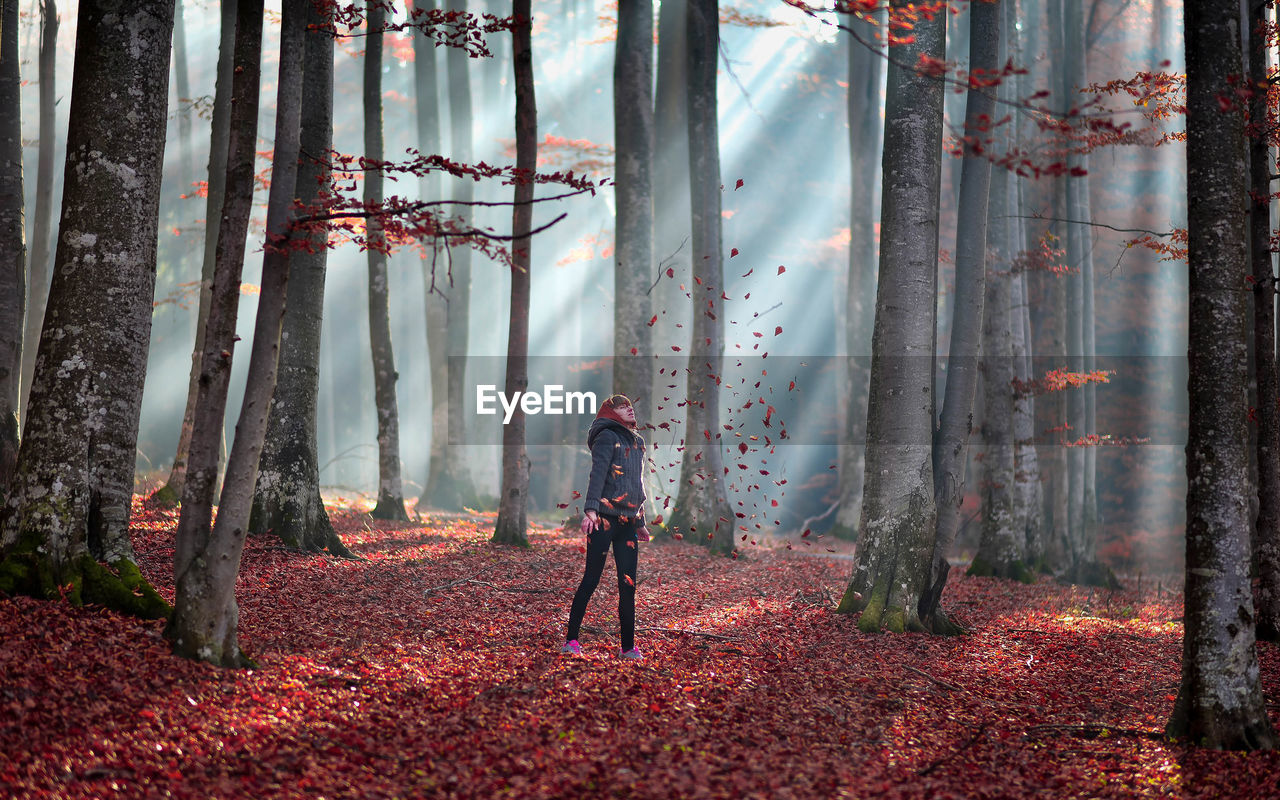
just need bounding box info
[0,0,24,495]
[151,0,236,507]
[19,0,57,429]
[363,0,409,521]
[0,0,175,617]
[835,0,946,632]
[492,0,536,547]
[667,0,734,554]
[1167,0,1275,750]
[250,0,352,555]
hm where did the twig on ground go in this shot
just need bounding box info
[917,723,989,776]
[904,665,962,692]
[1022,723,1162,741]
[636,627,742,641]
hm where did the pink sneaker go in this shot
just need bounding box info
[619,647,643,661]
[560,639,582,656]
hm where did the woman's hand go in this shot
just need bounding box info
[581,510,600,535]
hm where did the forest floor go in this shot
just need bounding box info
[2,500,1279,799]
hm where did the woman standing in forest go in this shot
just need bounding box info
[563,395,650,659]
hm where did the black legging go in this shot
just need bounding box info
[566,514,639,652]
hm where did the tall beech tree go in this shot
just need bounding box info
[667,0,733,554]
[492,0,535,546]
[169,0,305,666]
[19,0,57,427]
[0,0,174,616]
[833,7,884,541]
[363,0,409,521]
[423,0,480,510]
[1167,0,1276,750]
[0,0,23,494]
[612,0,654,423]
[250,0,350,554]
[925,0,1000,625]
[836,0,945,632]
[152,0,237,506]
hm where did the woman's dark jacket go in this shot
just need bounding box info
[583,418,646,517]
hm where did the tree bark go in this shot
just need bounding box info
[1168,0,1276,750]
[363,0,408,521]
[924,0,999,626]
[423,0,479,510]
[0,0,174,619]
[172,0,193,199]
[833,8,884,541]
[493,0,535,546]
[613,0,654,425]
[836,0,945,633]
[0,0,24,496]
[1249,0,1280,641]
[169,0,305,667]
[667,0,734,554]
[249,0,349,555]
[19,0,56,429]
[152,0,236,507]
[411,1,448,514]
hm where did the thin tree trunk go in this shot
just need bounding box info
[170,0,306,667]
[423,0,478,509]
[364,0,408,521]
[0,0,23,494]
[668,0,733,554]
[411,1,447,514]
[0,0,174,618]
[152,0,236,506]
[924,0,999,627]
[493,0,535,546]
[836,0,946,633]
[172,0,193,198]
[1249,0,1280,640]
[19,0,56,428]
[833,8,883,541]
[613,0,653,423]
[249,0,348,555]
[1168,0,1276,750]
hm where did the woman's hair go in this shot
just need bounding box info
[596,394,636,427]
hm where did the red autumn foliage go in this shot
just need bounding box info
[2,500,1279,797]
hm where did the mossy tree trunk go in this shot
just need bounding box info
[835,0,944,633]
[0,0,175,620]
[250,0,349,555]
[668,0,734,555]
[1167,0,1276,750]
[169,0,305,668]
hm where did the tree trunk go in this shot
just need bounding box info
[668,0,733,553]
[411,1,447,514]
[172,0,193,199]
[249,0,348,555]
[151,0,236,507]
[169,0,305,667]
[423,0,478,510]
[19,0,56,428]
[833,8,883,541]
[0,0,174,619]
[836,0,945,633]
[1168,0,1276,750]
[492,0,535,546]
[613,0,653,423]
[0,0,23,496]
[924,0,999,627]
[1249,0,1280,641]
[363,0,408,521]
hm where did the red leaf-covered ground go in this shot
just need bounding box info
[3,500,1280,799]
